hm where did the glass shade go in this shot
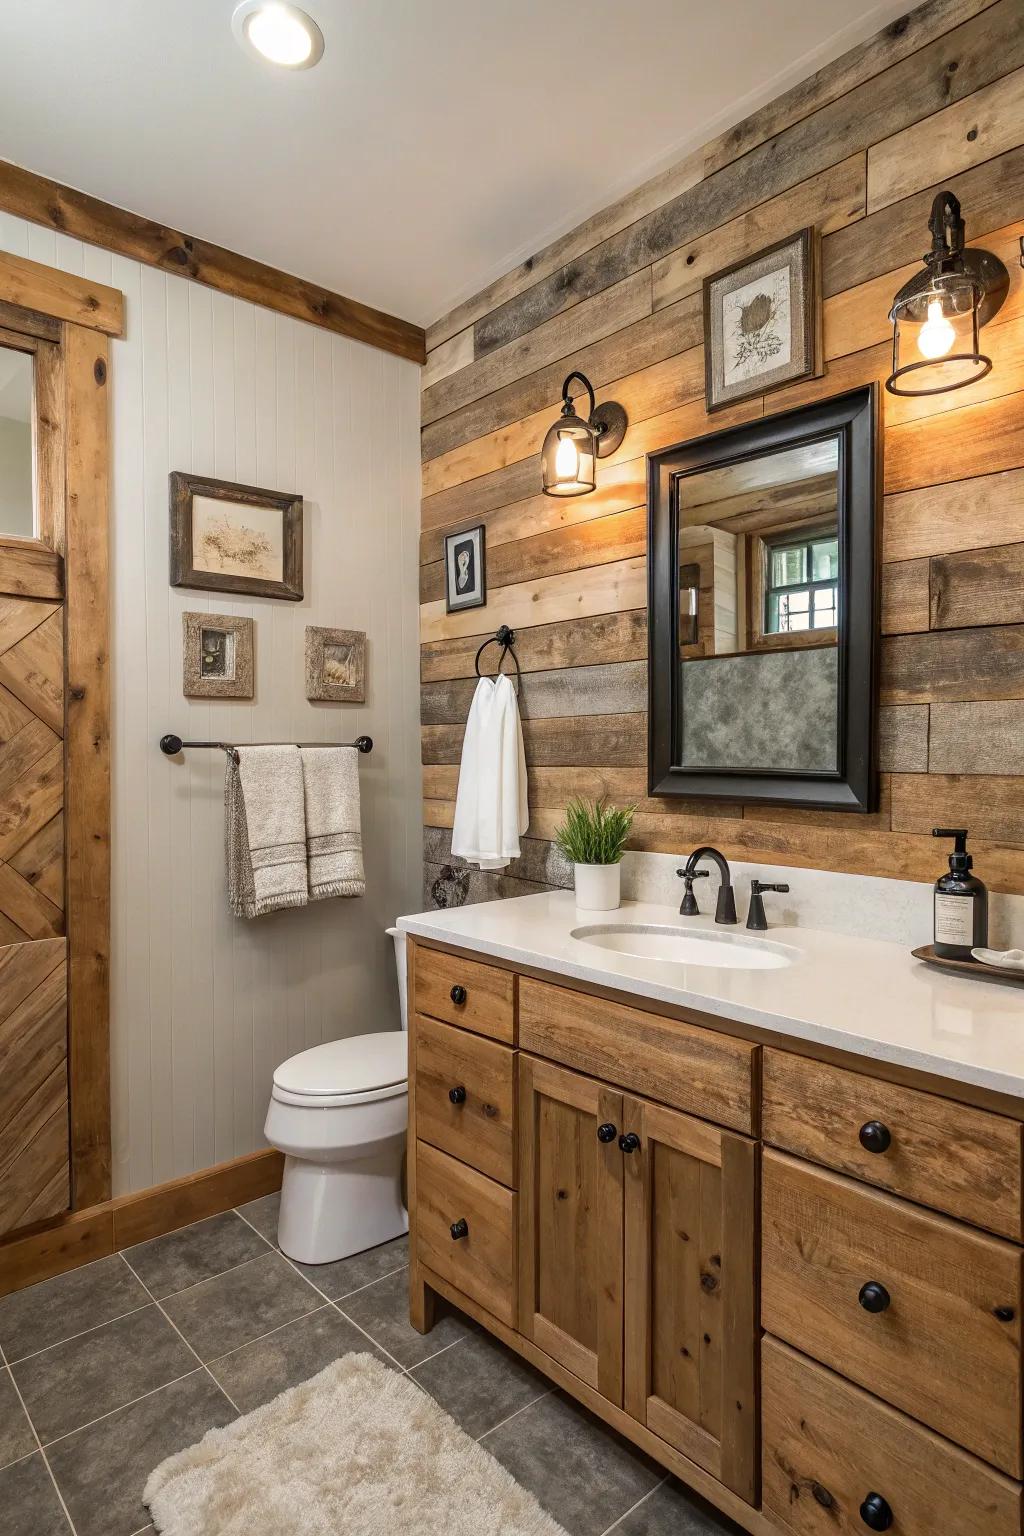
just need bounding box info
[887,270,989,396]
[541,410,598,496]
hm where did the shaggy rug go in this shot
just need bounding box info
[144,1352,567,1535]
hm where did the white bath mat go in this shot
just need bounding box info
[144,1352,567,1536]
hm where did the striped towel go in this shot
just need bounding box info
[299,747,365,900]
[225,746,308,918]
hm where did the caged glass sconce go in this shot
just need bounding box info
[886,190,1009,397]
[541,371,628,496]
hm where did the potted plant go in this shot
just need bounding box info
[554,797,635,912]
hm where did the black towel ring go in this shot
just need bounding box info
[474,624,522,691]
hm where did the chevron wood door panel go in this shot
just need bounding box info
[0,937,68,1234]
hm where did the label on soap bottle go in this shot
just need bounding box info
[935,892,974,947]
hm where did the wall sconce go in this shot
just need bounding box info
[541,371,627,496]
[886,190,1009,397]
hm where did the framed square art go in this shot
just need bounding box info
[444,524,486,614]
[169,472,303,600]
[703,228,821,412]
[182,611,254,699]
[305,626,366,703]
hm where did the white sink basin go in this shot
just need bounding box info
[570,922,795,970]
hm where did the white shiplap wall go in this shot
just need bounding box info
[0,213,423,1195]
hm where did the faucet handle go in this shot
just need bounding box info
[746,880,789,931]
[677,868,708,916]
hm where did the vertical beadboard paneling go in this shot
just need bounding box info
[0,213,422,1194]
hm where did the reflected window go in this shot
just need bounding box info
[0,348,35,539]
[764,530,838,635]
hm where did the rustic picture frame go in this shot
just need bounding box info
[169,471,303,600]
[444,523,486,614]
[305,625,366,703]
[182,611,254,699]
[703,228,821,413]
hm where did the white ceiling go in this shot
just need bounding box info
[0,1,907,329]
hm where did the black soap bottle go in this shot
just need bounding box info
[932,828,988,960]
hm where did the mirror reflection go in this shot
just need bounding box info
[0,348,34,540]
[677,436,840,773]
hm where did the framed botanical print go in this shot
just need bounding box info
[703,228,821,413]
[305,625,366,703]
[170,472,303,600]
[182,611,254,699]
[444,524,486,614]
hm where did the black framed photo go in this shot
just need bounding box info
[703,228,821,413]
[169,471,303,600]
[444,524,486,614]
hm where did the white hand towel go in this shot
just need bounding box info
[299,747,366,900]
[225,746,308,918]
[451,673,528,871]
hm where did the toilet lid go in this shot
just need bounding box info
[272,1032,407,1099]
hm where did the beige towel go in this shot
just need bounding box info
[299,747,365,900]
[226,747,308,918]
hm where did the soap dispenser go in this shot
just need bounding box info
[932,828,988,960]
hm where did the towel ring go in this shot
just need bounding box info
[474,625,522,692]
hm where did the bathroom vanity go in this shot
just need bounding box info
[399,893,1024,1536]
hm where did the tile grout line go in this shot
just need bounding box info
[331,1261,410,1304]
[402,1333,469,1376]
[596,1477,669,1536]
[120,1253,243,1417]
[475,1385,557,1444]
[4,1298,155,1367]
[129,1237,276,1305]
[38,1369,207,1452]
[2,1348,79,1535]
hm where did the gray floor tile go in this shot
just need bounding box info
[160,1250,319,1362]
[0,1256,147,1364]
[337,1263,472,1368]
[46,1371,234,1536]
[0,1453,70,1536]
[209,1304,389,1413]
[236,1191,280,1242]
[295,1233,409,1298]
[12,1305,196,1445]
[608,1477,744,1535]
[123,1210,271,1299]
[484,1390,662,1536]
[410,1326,550,1439]
[0,1369,35,1470]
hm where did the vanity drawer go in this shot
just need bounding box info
[762,1150,1023,1475]
[415,1141,515,1326]
[762,1336,1022,1536]
[414,1015,515,1186]
[518,977,756,1134]
[413,944,516,1044]
[763,1049,1023,1239]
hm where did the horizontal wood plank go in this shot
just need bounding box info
[930,542,1024,629]
[422,712,647,767]
[891,773,1024,844]
[420,609,647,682]
[881,625,1024,703]
[420,557,647,644]
[883,467,1024,562]
[421,660,647,725]
[0,250,124,336]
[929,700,1024,774]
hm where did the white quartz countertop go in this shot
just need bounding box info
[398,890,1024,1100]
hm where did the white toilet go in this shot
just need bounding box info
[264,927,410,1265]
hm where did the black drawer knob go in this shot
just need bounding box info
[450,984,467,1005]
[619,1132,641,1154]
[450,1218,469,1241]
[597,1123,618,1143]
[859,1492,893,1531]
[448,1085,467,1105]
[859,1120,892,1154]
[858,1281,891,1314]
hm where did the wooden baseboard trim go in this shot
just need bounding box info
[0,1148,284,1298]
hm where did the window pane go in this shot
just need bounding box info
[770,544,807,588]
[777,590,810,632]
[0,349,34,539]
[812,585,837,628]
[812,538,839,581]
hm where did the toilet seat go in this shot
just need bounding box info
[271,1032,408,1109]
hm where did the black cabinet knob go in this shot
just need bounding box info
[450,984,467,1005]
[448,1085,467,1105]
[619,1132,641,1154]
[859,1492,893,1531]
[597,1123,618,1143]
[858,1281,891,1314]
[859,1120,892,1154]
[450,1218,469,1240]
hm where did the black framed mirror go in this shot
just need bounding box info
[647,385,878,812]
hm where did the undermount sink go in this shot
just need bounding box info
[570,922,795,971]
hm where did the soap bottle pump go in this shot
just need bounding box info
[932,828,988,961]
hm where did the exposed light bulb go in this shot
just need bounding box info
[554,435,579,482]
[917,297,956,360]
[235,2,324,68]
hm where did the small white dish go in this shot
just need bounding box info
[972,947,1024,972]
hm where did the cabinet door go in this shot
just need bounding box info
[517,1054,624,1404]
[623,1097,758,1505]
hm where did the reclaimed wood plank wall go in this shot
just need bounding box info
[419,0,1024,907]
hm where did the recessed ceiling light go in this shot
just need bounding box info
[232,1,325,69]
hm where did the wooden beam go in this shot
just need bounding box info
[0,249,124,337]
[0,157,425,364]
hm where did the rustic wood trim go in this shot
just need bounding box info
[0,1146,284,1297]
[0,157,424,364]
[0,248,124,337]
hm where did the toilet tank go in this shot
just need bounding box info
[386,927,408,1032]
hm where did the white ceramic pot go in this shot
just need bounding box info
[573,862,621,912]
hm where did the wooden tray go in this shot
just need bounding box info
[912,944,1024,987]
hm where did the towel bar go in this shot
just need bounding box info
[159,733,373,764]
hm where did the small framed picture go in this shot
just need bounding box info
[170,471,303,600]
[444,524,486,614]
[182,612,254,698]
[305,626,366,703]
[703,228,821,413]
